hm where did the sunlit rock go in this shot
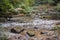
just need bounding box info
[26,29,35,37]
[10,27,25,34]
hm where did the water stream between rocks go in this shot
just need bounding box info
[0,18,60,29]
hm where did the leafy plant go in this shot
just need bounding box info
[0,0,35,17]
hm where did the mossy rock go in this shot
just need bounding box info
[41,15,52,19]
[51,25,60,31]
[10,27,25,34]
[26,29,35,37]
[53,25,60,30]
[14,27,23,31]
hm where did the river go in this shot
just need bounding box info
[0,17,60,29]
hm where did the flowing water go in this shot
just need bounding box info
[0,17,60,29]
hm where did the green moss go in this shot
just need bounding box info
[53,25,60,30]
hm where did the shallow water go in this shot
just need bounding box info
[0,18,60,29]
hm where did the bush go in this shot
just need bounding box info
[55,4,60,12]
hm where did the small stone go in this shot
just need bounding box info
[40,31,48,34]
[46,38,51,40]
[26,32,35,37]
[34,27,38,29]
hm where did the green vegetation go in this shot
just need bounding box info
[55,4,60,12]
[35,0,60,5]
[0,0,35,17]
[0,0,60,19]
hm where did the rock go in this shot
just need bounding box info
[40,30,48,35]
[10,27,25,34]
[46,36,59,40]
[26,29,35,37]
[40,31,48,34]
[56,22,60,25]
[40,30,55,36]
[47,31,54,36]
[34,27,38,29]
[28,37,37,40]
[10,28,19,34]
[46,38,51,40]
[26,32,35,37]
